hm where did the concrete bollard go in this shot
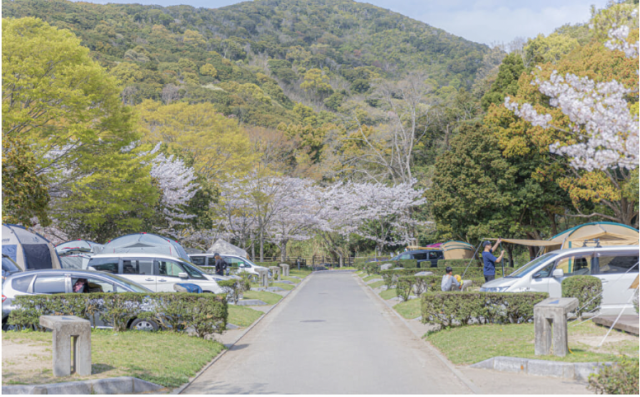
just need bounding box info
[255,268,269,287]
[534,297,579,357]
[269,266,281,281]
[279,263,290,277]
[39,315,91,377]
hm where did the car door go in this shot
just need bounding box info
[594,250,639,315]
[548,252,594,297]
[122,259,156,291]
[32,274,68,295]
[223,256,245,273]
[528,262,556,294]
[70,275,117,328]
[155,258,186,292]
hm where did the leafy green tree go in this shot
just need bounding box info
[524,33,579,66]
[480,53,524,111]
[300,68,333,98]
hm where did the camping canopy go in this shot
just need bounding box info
[207,239,248,258]
[56,240,104,255]
[102,233,190,261]
[2,224,62,270]
[60,254,93,270]
[442,241,475,259]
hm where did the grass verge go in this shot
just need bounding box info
[273,282,294,291]
[393,299,421,319]
[289,269,312,278]
[243,290,282,305]
[368,280,385,288]
[281,276,300,283]
[427,322,638,365]
[2,329,224,387]
[363,275,380,282]
[228,305,263,327]
[379,288,398,300]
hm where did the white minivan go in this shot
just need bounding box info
[188,253,267,276]
[87,253,224,294]
[480,245,639,315]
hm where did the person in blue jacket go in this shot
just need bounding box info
[482,239,504,282]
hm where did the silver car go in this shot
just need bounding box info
[1,269,158,331]
[480,245,639,315]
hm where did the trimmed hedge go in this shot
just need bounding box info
[588,357,639,395]
[8,293,228,337]
[396,275,486,300]
[562,276,602,318]
[381,267,511,287]
[437,259,481,268]
[218,276,251,304]
[421,292,548,328]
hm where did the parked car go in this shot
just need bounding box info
[87,253,224,294]
[2,269,155,330]
[2,255,21,281]
[188,253,267,276]
[479,245,639,315]
[387,250,444,268]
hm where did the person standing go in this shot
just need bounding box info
[482,239,504,282]
[441,266,461,291]
[214,254,227,277]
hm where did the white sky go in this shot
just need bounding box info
[76,0,612,46]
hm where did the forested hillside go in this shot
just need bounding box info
[2,0,491,127]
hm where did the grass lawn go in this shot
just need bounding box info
[380,288,398,300]
[242,290,282,305]
[228,305,263,327]
[2,329,224,388]
[363,275,381,282]
[281,276,300,283]
[394,298,421,319]
[368,280,385,289]
[289,268,312,278]
[273,282,295,290]
[426,322,639,365]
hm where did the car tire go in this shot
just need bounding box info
[129,318,159,332]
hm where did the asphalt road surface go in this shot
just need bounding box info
[184,271,470,394]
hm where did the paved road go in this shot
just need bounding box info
[184,271,469,394]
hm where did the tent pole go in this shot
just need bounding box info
[499,241,505,277]
[462,241,483,279]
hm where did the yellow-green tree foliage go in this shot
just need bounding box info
[200,63,218,78]
[300,68,333,97]
[137,100,258,181]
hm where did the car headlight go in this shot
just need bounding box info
[480,287,510,292]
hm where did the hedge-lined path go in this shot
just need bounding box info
[183,270,469,394]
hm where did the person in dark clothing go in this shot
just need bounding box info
[482,239,504,282]
[214,254,227,276]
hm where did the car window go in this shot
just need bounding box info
[3,257,20,274]
[224,257,245,267]
[414,253,427,260]
[181,262,206,279]
[71,276,115,293]
[555,255,593,276]
[88,258,119,274]
[507,253,557,278]
[596,254,639,274]
[533,262,555,278]
[122,259,154,275]
[190,256,206,267]
[428,252,439,260]
[33,275,66,294]
[12,275,35,293]
[398,253,410,260]
[157,260,184,277]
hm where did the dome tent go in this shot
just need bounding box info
[207,239,248,258]
[2,224,62,270]
[544,222,638,252]
[442,241,475,260]
[102,233,190,261]
[56,240,105,255]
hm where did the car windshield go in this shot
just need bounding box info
[506,253,558,278]
[181,261,206,279]
[104,273,152,292]
[2,257,21,274]
[241,257,259,267]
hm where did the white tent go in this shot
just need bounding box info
[2,224,62,270]
[102,233,190,261]
[207,239,248,258]
[56,240,105,255]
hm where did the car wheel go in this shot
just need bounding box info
[129,318,159,332]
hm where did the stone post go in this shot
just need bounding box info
[255,268,269,287]
[534,298,579,357]
[39,315,91,377]
[269,266,281,281]
[279,263,290,277]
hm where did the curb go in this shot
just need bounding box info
[354,274,482,394]
[2,377,164,395]
[470,356,612,381]
[172,273,313,394]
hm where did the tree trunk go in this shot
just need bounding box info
[259,228,264,262]
[507,245,514,268]
[280,240,287,262]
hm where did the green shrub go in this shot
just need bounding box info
[588,357,639,395]
[437,259,481,268]
[562,276,602,319]
[8,293,228,337]
[421,291,548,328]
[396,275,486,296]
[364,262,381,275]
[218,277,251,304]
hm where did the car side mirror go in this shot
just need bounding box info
[532,272,542,279]
[178,272,189,279]
[552,269,564,278]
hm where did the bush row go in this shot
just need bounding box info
[421,291,548,328]
[380,267,511,286]
[561,276,602,318]
[395,275,487,301]
[588,357,639,394]
[436,259,481,268]
[8,293,228,338]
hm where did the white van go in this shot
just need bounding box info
[188,253,267,276]
[87,253,224,294]
[480,245,638,315]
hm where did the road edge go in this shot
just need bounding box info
[173,273,315,394]
[354,274,482,394]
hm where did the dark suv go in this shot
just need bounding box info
[392,250,444,268]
